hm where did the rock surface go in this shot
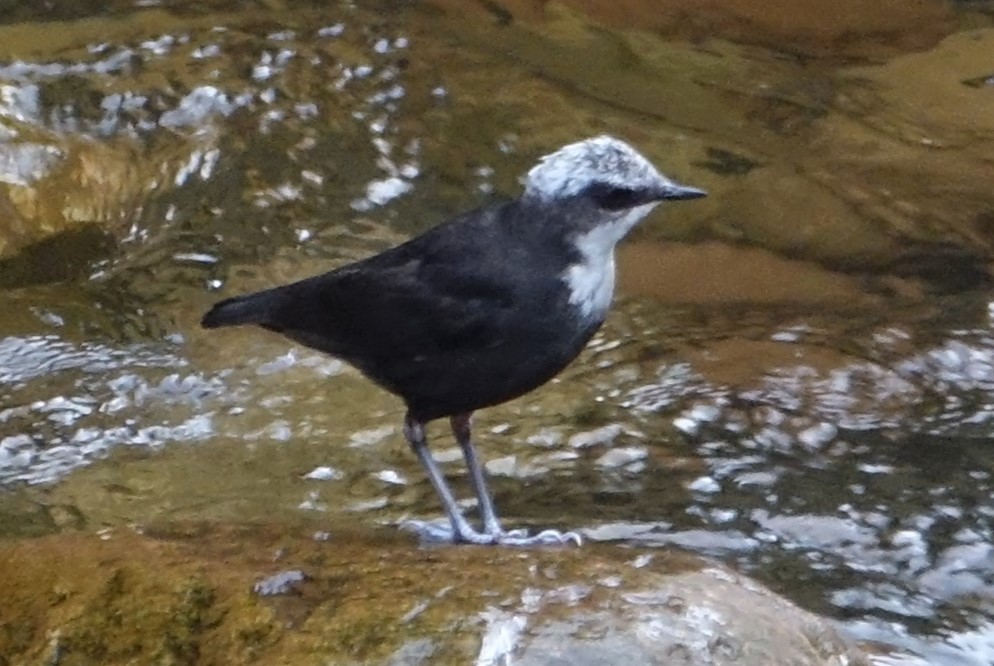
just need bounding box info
[426,0,952,59]
[0,525,868,665]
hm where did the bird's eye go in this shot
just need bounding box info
[586,184,642,211]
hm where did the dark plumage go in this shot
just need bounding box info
[202,135,706,546]
[204,200,596,421]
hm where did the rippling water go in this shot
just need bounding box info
[2,1,994,663]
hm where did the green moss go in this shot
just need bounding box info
[158,579,220,665]
[60,568,133,662]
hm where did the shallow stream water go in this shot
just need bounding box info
[2,1,994,663]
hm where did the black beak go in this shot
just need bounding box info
[659,182,707,201]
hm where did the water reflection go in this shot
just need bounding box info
[0,332,219,484]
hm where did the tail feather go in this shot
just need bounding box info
[201,290,281,329]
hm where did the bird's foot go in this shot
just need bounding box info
[495,528,583,547]
[401,519,581,547]
[401,519,495,545]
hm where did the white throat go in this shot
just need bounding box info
[562,204,656,319]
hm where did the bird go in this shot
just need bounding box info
[201,135,706,546]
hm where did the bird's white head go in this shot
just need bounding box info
[523,135,705,208]
[523,135,705,252]
[524,136,706,319]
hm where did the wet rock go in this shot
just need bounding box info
[568,423,623,449]
[687,475,721,494]
[372,469,408,485]
[0,525,868,665]
[673,415,702,436]
[386,638,437,665]
[253,569,307,596]
[303,465,344,481]
[594,446,647,469]
[427,0,951,60]
[0,133,164,262]
[797,422,838,451]
[517,566,864,665]
[674,403,723,436]
[525,427,564,448]
[349,425,396,448]
[484,454,517,477]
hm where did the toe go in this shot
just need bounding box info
[496,528,583,548]
[401,520,579,547]
[532,529,583,547]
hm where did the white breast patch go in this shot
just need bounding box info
[564,251,616,320]
[561,204,656,320]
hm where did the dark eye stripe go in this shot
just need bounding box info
[582,182,645,211]
[595,188,640,210]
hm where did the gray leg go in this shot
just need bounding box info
[450,414,583,548]
[403,414,494,545]
[450,414,504,536]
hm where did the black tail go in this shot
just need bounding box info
[201,289,282,329]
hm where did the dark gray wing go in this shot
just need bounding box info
[261,203,526,367]
[271,250,514,361]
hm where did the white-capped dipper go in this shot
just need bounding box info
[201,136,706,546]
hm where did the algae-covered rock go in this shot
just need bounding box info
[0,524,868,665]
[426,0,952,60]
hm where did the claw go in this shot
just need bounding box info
[500,528,530,540]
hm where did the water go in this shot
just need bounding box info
[2,1,994,662]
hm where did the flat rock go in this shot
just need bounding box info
[0,524,869,665]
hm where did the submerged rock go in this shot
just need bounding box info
[0,524,869,665]
[253,569,307,596]
[427,0,952,60]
